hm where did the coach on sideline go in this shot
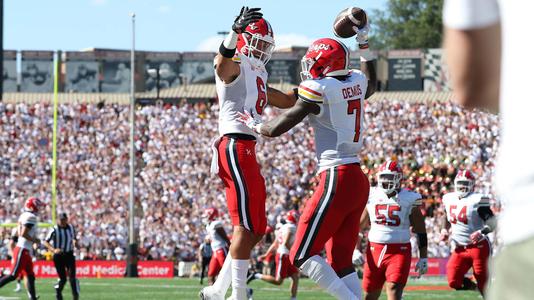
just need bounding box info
[43,213,80,300]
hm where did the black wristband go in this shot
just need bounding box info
[219,42,236,59]
[293,88,299,100]
[417,233,428,248]
[480,225,491,235]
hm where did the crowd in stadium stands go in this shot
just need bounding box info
[0,99,499,265]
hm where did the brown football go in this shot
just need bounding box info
[333,7,368,38]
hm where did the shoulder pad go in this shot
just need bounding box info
[20,212,37,225]
[298,80,324,103]
[477,195,491,206]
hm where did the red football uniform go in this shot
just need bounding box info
[443,192,491,292]
[363,187,422,291]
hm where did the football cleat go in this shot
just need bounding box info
[199,286,224,300]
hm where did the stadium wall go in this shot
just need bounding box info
[2,48,452,94]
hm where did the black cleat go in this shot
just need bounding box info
[247,271,257,284]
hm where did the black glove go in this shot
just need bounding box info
[232,6,263,34]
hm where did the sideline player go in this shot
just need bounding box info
[359,161,428,300]
[9,227,25,293]
[248,211,300,300]
[443,1,534,298]
[443,170,495,296]
[204,207,230,285]
[200,6,298,300]
[0,197,45,300]
[239,28,377,299]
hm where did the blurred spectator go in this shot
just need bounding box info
[0,99,498,259]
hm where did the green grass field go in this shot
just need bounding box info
[0,277,482,300]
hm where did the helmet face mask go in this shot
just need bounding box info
[376,161,403,195]
[242,33,275,65]
[377,173,401,194]
[237,19,275,67]
[454,170,475,198]
[455,180,473,197]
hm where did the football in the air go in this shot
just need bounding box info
[333,7,368,38]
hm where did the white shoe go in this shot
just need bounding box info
[14,283,21,292]
[199,286,224,300]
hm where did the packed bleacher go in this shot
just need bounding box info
[0,98,499,262]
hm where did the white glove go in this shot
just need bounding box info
[237,110,262,134]
[415,258,428,277]
[352,249,364,266]
[355,23,370,48]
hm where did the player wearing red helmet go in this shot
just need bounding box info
[248,211,300,300]
[238,23,377,300]
[0,197,45,300]
[202,6,298,300]
[443,170,496,296]
[359,161,428,300]
[202,208,231,285]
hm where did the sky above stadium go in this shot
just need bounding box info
[6,0,386,52]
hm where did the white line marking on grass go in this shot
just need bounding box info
[80,282,320,293]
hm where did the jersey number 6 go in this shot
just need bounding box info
[255,77,267,115]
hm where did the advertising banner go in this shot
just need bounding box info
[0,260,174,278]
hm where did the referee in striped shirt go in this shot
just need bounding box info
[43,213,79,300]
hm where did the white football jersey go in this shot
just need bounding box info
[276,223,296,255]
[215,53,269,137]
[443,0,534,244]
[443,192,490,246]
[367,188,422,244]
[207,220,228,251]
[17,211,38,250]
[298,70,368,172]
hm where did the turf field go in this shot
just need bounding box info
[0,277,482,300]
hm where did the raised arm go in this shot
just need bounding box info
[355,17,377,99]
[214,7,263,83]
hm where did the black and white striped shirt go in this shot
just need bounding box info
[46,224,77,253]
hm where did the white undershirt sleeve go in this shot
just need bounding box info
[443,0,501,30]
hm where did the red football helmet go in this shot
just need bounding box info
[454,170,475,197]
[24,197,45,213]
[286,210,299,224]
[236,18,275,66]
[301,38,350,80]
[203,207,219,221]
[377,161,403,194]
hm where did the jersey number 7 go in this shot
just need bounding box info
[347,99,362,142]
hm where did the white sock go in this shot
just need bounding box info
[254,273,263,280]
[230,259,249,299]
[290,297,297,300]
[342,272,362,300]
[212,254,233,295]
[300,255,357,300]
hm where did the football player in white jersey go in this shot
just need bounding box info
[442,170,495,296]
[239,26,377,299]
[248,211,300,300]
[203,207,231,285]
[9,227,24,293]
[202,7,298,300]
[0,197,45,300]
[359,161,428,300]
[443,1,534,298]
